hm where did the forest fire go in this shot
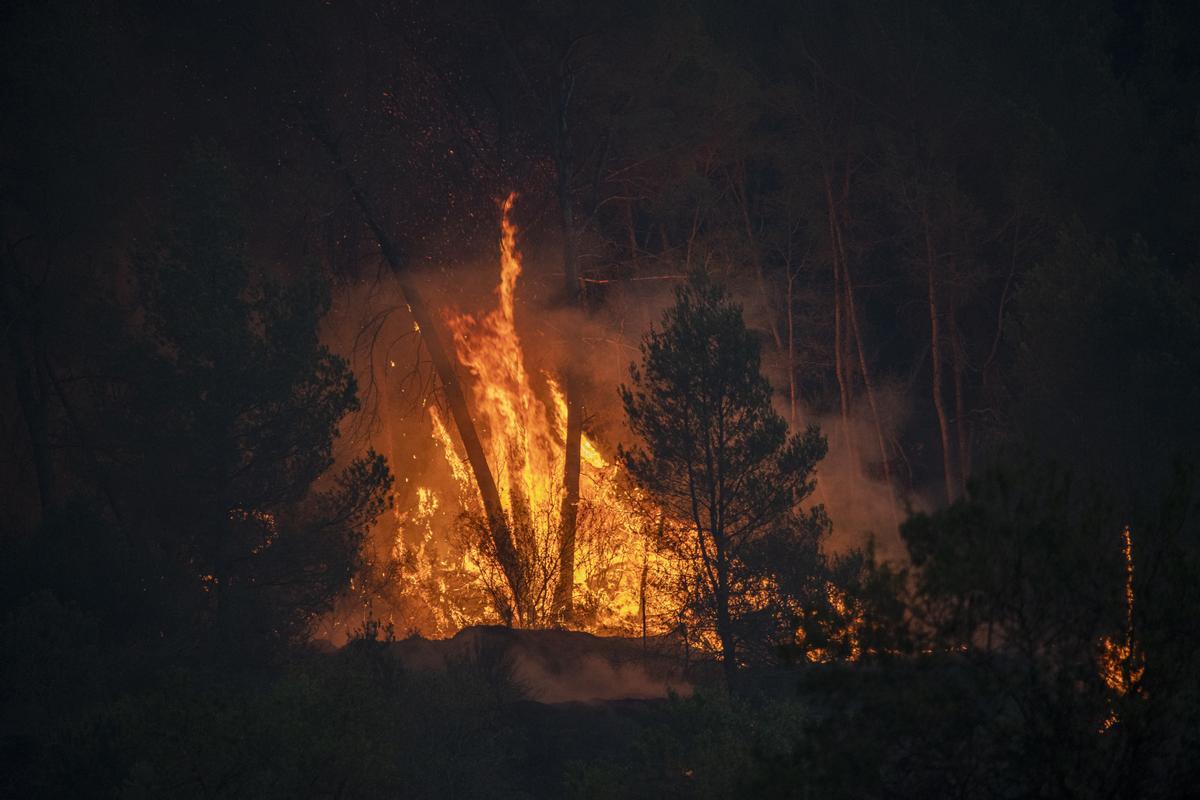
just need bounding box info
[389,193,675,636]
[355,194,872,663]
[7,1,1198,793]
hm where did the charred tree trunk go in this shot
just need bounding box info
[304,111,528,622]
[403,272,529,621]
[553,59,584,623]
[923,209,957,505]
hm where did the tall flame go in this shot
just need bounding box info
[397,193,673,634]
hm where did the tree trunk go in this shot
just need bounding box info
[983,217,1020,394]
[553,62,583,623]
[923,210,957,505]
[556,367,582,622]
[400,272,529,621]
[841,256,898,525]
[625,200,638,260]
[824,171,855,464]
[304,110,527,621]
[951,314,971,495]
[786,267,798,427]
[833,184,898,525]
[733,162,784,352]
[375,343,403,524]
[715,556,737,693]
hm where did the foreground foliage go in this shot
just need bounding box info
[2,456,1197,798]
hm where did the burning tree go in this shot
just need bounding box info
[620,271,827,688]
[350,194,676,635]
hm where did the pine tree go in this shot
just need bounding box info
[620,271,826,688]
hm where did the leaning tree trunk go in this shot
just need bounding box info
[305,110,528,622]
[400,275,530,620]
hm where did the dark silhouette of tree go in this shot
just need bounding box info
[900,456,1200,797]
[108,147,392,646]
[620,271,826,689]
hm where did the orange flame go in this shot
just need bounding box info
[391,193,673,634]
